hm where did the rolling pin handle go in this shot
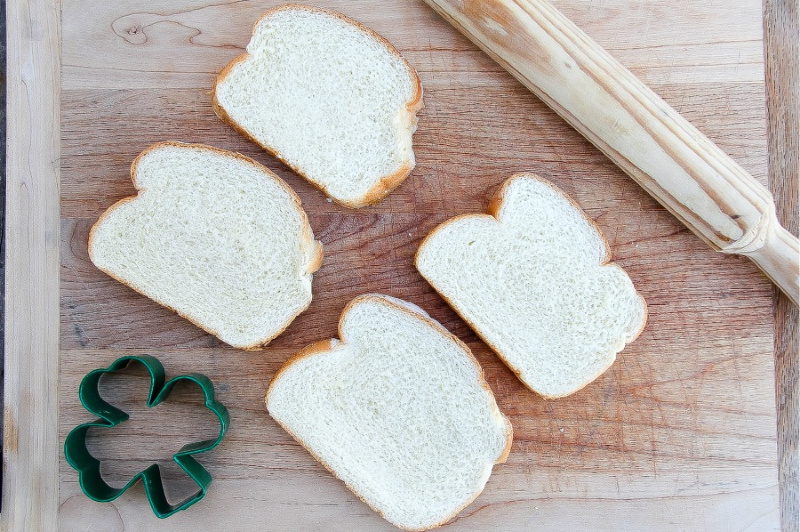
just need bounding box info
[742,217,800,306]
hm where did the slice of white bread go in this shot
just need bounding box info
[266,294,512,531]
[88,142,323,349]
[213,4,423,208]
[416,174,647,399]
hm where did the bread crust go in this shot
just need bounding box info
[416,173,649,399]
[212,4,424,209]
[265,294,513,531]
[88,141,322,350]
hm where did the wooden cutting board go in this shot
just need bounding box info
[26,0,784,529]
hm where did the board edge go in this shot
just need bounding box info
[2,0,62,529]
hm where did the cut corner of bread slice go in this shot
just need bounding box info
[212,4,423,209]
[88,141,323,350]
[416,173,647,399]
[265,293,512,531]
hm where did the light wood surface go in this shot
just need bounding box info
[422,0,799,305]
[2,0,61,530]
[4,0,792,530]
[764,0,799,529]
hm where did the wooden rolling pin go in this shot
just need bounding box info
[423,0,800,305]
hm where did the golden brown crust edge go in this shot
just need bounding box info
[88,141,322,350]
[265,293,513,531]
[416,173,649,399]
[211,4,424,209]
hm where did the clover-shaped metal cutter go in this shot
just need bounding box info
[64,355,230,518]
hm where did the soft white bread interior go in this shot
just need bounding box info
[266,294,512,531]
[416,174,647,399]
[89,142,322,349]
[213,4,423,208]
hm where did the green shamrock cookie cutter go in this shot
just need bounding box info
[64,355,229,518]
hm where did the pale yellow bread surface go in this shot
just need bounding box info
[89,142,322,349]
[416,174,647,399]
[213,4,423,208]
[266,294,512,531]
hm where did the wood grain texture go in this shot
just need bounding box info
[763,0,799,529]
[2,0,61,530]
[422,0,799,304]
[53,0,781,530]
